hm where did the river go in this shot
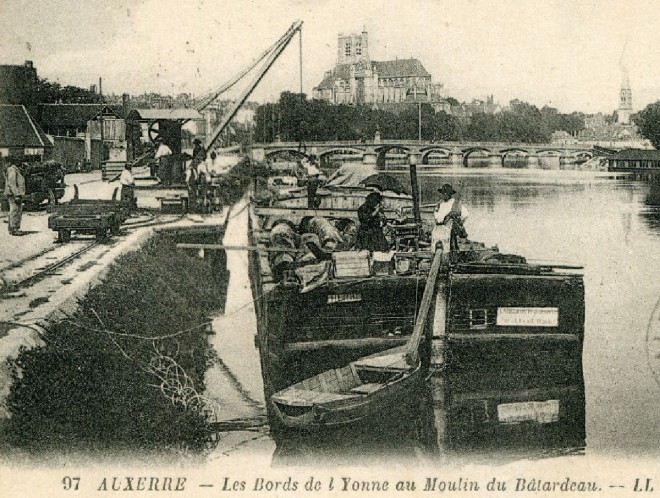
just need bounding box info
[417,170,660,458]
[273,170,660,464]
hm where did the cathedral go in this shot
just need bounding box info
[313,29,443,106]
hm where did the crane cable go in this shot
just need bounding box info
[204,20,303,152]
[194,20,303,113]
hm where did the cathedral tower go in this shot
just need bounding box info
[337,28,369,65]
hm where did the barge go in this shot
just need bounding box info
[247,166,585,441]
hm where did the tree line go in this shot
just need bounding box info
[253,92,586,144]
[35,76,103,104]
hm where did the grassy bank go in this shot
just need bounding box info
[3,234,229,456]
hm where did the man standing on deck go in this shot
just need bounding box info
[431,183,468,252]
[301,155,324,208]
[3,158,26,236]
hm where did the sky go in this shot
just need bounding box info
[2,0,660,114]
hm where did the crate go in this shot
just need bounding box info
[160,196,188,214]
[332,251,370,278]
[372,251,395,276]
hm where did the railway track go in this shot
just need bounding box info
[13,241,102,290]
[1,211,216,296]
[1,240,104,294]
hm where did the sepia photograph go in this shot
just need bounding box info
[0,0,659,496]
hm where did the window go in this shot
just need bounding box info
[469,309,488,329]
[355,42,362,55]
[345,43,351,56]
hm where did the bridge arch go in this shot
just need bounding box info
[535,149,564,156]
[420,147,453,165]
[317,147,365,166]
[375,145,411,168]
[462,147,493,167]
[500,148,530,168]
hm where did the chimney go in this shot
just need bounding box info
[24,60,33,68]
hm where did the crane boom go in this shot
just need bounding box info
[194,24,296,112]
[204,20,303,152]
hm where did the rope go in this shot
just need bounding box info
[80,311,222,434]
[62,317,211,342]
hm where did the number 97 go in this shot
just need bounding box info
[62,476,80,491]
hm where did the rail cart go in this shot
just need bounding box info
[48,187,129,242]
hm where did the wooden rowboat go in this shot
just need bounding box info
[270,247,444,430]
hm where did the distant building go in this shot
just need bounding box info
[38,103,125,138]
[577,112,649,148]
[551,130,578,145]
[313,29,443,106]
[0,61,38,110]
[0,104,52,159]
[450,96,501,119]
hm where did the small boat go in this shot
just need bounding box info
[269,247,444,429]
[271,349,421,428]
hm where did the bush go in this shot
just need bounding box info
[5,235,228,455]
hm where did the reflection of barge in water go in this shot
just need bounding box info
[248,173,585,442]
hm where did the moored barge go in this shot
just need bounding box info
[247,168,585,440]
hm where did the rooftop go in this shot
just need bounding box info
[315,59,431,90]
[38,104,125,128]
[611,148,660,160]
[0,104,52,148]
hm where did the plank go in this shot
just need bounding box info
[283,337,408,352]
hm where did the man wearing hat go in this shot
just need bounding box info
[431,183,469,253]
[3,158,26,236]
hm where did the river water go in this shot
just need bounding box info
[424,171,660,458]
[273,170,660,464]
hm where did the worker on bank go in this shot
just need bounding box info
[3,158,26,236]
[205,151,217,176]
[153,136,173,186]
[431,183,469,252]
[355,191,389,252]
[185,157,199,213]
[119,163,136,212]
[191,138,206,167]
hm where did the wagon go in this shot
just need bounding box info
[47,187,128,242]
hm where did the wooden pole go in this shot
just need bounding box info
[409,159,422,226]
[406,248,444,365]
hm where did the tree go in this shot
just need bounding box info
[634,101,660,148]
[35,77,102,104]
[432,111,463,140]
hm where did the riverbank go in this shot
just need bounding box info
[1,231,229,456]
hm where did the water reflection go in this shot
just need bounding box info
[640,179,660,233]
[431,352,586,463]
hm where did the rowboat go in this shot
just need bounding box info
[269,246,444,429]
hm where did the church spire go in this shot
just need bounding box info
[617,43,632,125]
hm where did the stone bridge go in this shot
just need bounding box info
[249,140,595,168]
